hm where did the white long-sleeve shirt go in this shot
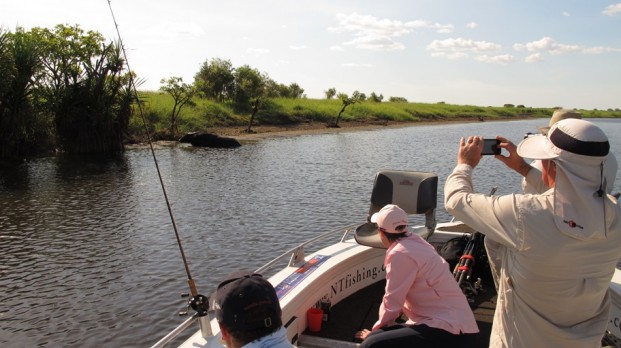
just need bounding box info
[445,163,621,348]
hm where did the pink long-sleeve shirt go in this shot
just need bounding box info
[372,232,479,335]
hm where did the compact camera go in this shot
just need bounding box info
[481,138,500,155]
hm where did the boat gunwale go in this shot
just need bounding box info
[150,223,362,348]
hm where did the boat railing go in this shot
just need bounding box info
[149,222,362,348]
[256,222,360,273]
[151,314,199,348]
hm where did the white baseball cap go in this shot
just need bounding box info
[370,204,408,233]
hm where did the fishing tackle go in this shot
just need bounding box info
[105,0,211,337]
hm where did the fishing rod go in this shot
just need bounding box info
[453,232,482,286]
[105,0,210,332]
[453,186,496,297]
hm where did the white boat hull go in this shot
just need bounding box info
[175,223,470,348]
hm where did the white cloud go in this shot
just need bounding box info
[427,37,501,53]
[344,35,405,50]
[513,37,554,51]
[329,12,453,51]
[582,46,606,54]
[427,37,504,62]
[548,43,581,55]
[603,3,621,16]
[513,37,579,54]
[329,45,345,51]
[466,22,478,29]
[475,54,516,64]
[582,46,621,54]
[562,11,571,17]
[525,53,543,63]
[513,37,620,55]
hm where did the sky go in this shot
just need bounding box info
[2,0,621,110]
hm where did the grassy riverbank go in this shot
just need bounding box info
[130,91,621,141]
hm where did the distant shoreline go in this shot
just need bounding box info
[126,116,534,149]
[207,116,534,142]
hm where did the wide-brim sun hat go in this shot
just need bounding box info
[519,118,613,240]
[518,118,609,160]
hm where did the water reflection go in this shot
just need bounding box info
[0,161,31,190]
[0,119,619,347]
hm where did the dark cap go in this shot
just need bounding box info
[214,271,282,332]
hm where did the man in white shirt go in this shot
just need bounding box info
[444,119,621,347]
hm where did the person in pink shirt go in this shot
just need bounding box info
[355,204,480,348]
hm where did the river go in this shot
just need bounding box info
[1,118,619,347]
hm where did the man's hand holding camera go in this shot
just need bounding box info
[494,136,532,177]
[458,136,484,168]
[459,135,531,178]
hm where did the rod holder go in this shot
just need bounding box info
[199,315,213,338]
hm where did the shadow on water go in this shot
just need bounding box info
[0,162,31,191]
[1,153,130,191]
[55,153,130,179]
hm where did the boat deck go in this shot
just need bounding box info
[297,279,496,348]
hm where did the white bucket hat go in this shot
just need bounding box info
[517,118,613,239]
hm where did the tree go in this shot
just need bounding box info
[369,92,384,103]
[160,76,195,138]
[194,58,234,102]
[262,79,304,98]
[324,88,336,99]
[233,65,264,108]
[263,77,281,98]
[330,91,363,127]
[31,24,134,154]
[389,96,408,102]
[232,65,266,132]
[0,27,45,159]
[287,82,304,98]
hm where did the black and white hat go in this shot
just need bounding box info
[518,118,609,160]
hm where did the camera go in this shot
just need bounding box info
[481,138,500,155]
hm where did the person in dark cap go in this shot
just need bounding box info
[445,119,621,347]
[214,271,294,348]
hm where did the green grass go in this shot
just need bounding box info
[132,91,621,140]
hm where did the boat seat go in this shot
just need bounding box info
[355,170,438,249]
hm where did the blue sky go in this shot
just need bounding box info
[2,0,620,109]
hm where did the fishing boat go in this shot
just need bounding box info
[150,169,621,348]
[91,3,621,347]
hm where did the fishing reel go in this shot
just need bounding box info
[179,293,210,317]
